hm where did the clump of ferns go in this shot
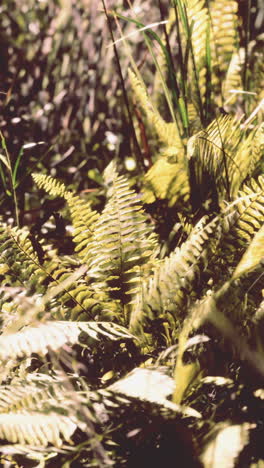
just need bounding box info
[0,155,263,465]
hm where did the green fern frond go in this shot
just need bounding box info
[0,224,47,293]
[33,173,99,262]
[187,114,242,200]
[0,320,133,362]
[222,175,264,252]
[0,412,77,446]
[229,123,264,197]
[32,173,69,198]
[210,0,238,76]
[142,157,190,207]
[222,48,244,103]
[0,223,103,322]
[130,215,222,333]
[66,195,99,262]
[128,68,183,150]
[88,162,158,313]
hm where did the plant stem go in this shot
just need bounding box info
[0,131,19,226]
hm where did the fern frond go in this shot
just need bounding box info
[0,412,77,446]
[0,224,47,293]
[0,224,105,322]
[0,377,68,414]
[32,173,69,198]
[222,48,245,103]
[201,423,251,468]
[66,194,99,262]
[229,123,264,197]
[232,224,264,280]
[0,320,133,362]
[130,215,221,333]
[210,0,238,76]
[222,175,264,253]
[181,0,209,111]
[187,114,242,201]
[128,68,183,150]
[142,157,190,207]
[107,367,201,418]
[33,173,99,262]
[88,162,158,313]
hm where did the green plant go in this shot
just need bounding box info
[0,151,262,465]
[0,0,263,466]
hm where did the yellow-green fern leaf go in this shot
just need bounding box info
[222,175,264,252]
[142,157,190,207]
[33,173,99,262]
[128,68,183,150]
[210,0,238,76]
[232,224,264,280]
[32,173,69,198]
[89,162,158,310]
[0,320,133,362]
[0,412,77,447]
[130,215,222,333]
[230,123,264,197]
[222,48,245,104]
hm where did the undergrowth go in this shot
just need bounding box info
[0,0,263,467]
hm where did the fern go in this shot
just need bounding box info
[201,423,251,468]
[0,320,133,362]
[142,157,190,208]
[229,123,264,197]
[222,175,264,253]
[128,68,183,150]
[130,215,222,334]
[209,0,239,78]
[32,173,99,262]
[0,412,77,446]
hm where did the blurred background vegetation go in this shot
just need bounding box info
[0,0,263,226]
